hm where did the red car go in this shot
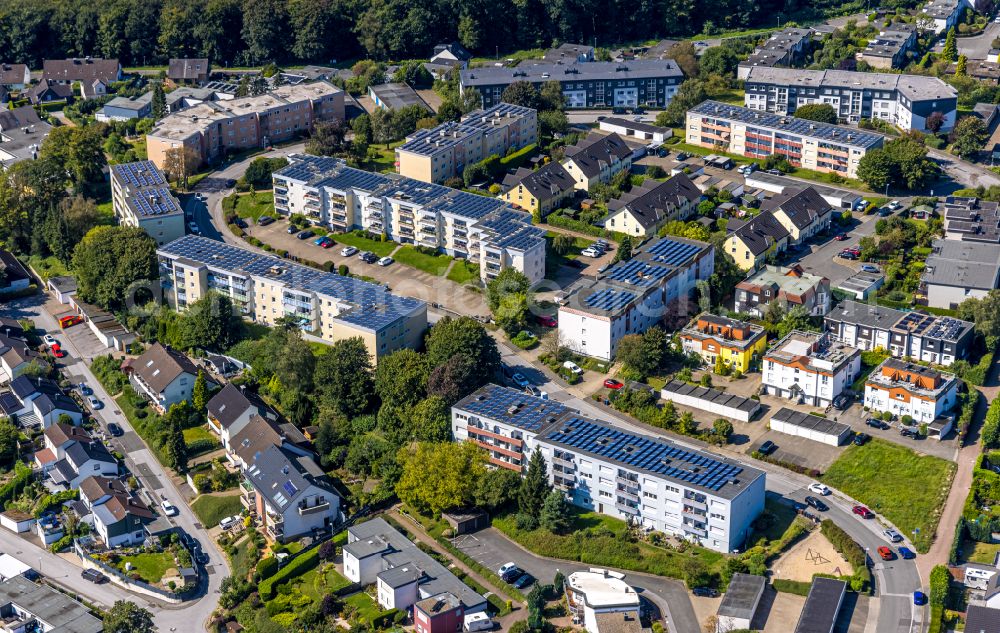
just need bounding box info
[604,379,624,390]
[50,344,66,358]
[877,546,894,561]
[853,505,874,519]
[536,314,558,327]
[834,234,848,241]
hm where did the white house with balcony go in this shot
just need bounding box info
[762,330,860,408]
[864,358,959,429]
[122,343,206,414]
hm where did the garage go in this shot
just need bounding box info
[768,407,852,446]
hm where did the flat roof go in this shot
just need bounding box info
[369,83,429,111]
[461,60,683,87]
[718,573,766,620]
[661,380,760,414]
[455,383,569,432]
[923,238,1000,290]
[689,101,884,150]
[770,407,851,438]
[794,577,846,633]
[600,117,670,135]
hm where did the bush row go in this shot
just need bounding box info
[819,519,871,592]
[258,546,320,601]
[772,578,811,596]
[751,452,822,478]
[0,463,35,511]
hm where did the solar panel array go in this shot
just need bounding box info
[131,187,182,217]
[460,384,569,432]
[926,316,967,341]
[544,417,745,492]
[426,190,505,220]
[646,237,704,266]
[477,210,546,251]
[895,311,935,335]
[282,480,299,498]
[605,259,671,287]
[113,160,166,188]
[584,287,636,312]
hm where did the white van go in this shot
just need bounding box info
[464,612,494,632]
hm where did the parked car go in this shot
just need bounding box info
[853,505,874,519]
[758,440,777,455]
[107,423,124,437]
[78,383,92,396]
[287,225,298,234]
[765,169,783,176]
[195,551,210,565]
[808,482,830,496]
[898,546,916,559]
[235,218,248,229]
[675,152,689,161]
[884,528,903,543]
[878,207,892,217]
[512,572,536,589]
[805,496,828,512]
[188,221,200,234]
[341,246,358,257]
[50,344,67,358]
[59,315,83,328]
[611,107,626,115]
[657,148,669,157]
[297,230,315,240]
[900,426,919,438]
[861,264,880,274]
[580,247,601,258]
[853,432,871,446]
[888,200,902,210]
[631,106,645,115]
[219,516,239,531]
[498,562,521,582]
[877,546,894,561]
[692,587,718,597]
[511,373,530,388]
[161,500,179,517]
[536,314,557,327]
[314,236,333,247]
[378,256,394,266]
[833,233,848,241]
[563,361,583,375]
[839,251,858,260]
[81,569,108,584]
[866,417,889,430]
[87,395,103,410]
[258,216,275,226]
[604,379,624,390]
[359,251,378,264]
[832,394,852,410]
[225,179,237,188]
[43,334,57,347]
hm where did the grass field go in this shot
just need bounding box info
[182,426,217,445]
[821,439,955,552]
[119,551,175,584]
[191,492,242,528]
[362,141,404,173]
[26,255,70,281]
[343,592,385,623]
[332,232,397,257]
[234,192,275,220]
[446,260,480,285]
[393,245,452,276]
[961,540,1000,565]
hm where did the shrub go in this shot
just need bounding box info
[929,565,950,608]
[258,547,320,600]
[257,556,279,580]
[820,519,871,592]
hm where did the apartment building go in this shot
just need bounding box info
[602,173,702,238]
[559,235,715,361]
[686,101,884,179]
[762,330,861,407]
[452,383,571,471]
[824,299,974,366]
[271,155,547,283]
[855,24,918,69]
[562,132,633,191]
[157,236,427,362]
[737,27,814,80]
[460,60,684,109]
[110,161,185,246]
[396,103,537,184]
[146,81,344,170]
[919,0,973,33]
[742,66,958,132]
[501,163,577,218]
[940,196,1000,243]
[0,105,52,167]
[864,358,959,424]
[679,314,768,374]
[0,576,103,633]
[922,239,1000,309]
[735,264,830,317]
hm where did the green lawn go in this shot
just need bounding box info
[182,426,217,445]
[183,425,221,456]
[191,492,243,527]
[95,200,115,223]
[961,540,1000,565]
[362,141,404,173]
[446,260,480,285]
[119,552,175,584]
[331,232,397,257]
[393,245,452,276]
[344,592,387,623]
[26,255,70,281]
[234,192,275,221]
[821,439,956,553]
[229,537,259,579]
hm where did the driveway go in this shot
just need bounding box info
[4,294,230,632]
[451,527,701,633]
[957,21,1000,60]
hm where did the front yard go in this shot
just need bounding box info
[118,551,176,584]
[330,231,397,257]
[393,245,453,276]
[191,492,242,527]
[446,260,480,285]
[821,439,955,552]
[228,192,275,221]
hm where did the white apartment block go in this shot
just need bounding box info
[864,358,959,423]
[157,236,427,363]
[919,0,973,33]
[273,155,546,283]
[558,235,714,361]
[762,330,861,408]
[742,66,958,132]
[452,385,766,553]
[109,161,185,246]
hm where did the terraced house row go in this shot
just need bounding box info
[272,155,547,283]
[157,236,427,362]
[686,101,884,179]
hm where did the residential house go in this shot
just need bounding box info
[0,64,29,90]
[78,475,155,547]
[0,334,46,383]
[919,0,973,33]
[941,196,1000,243]
[110,161,185,245]
[922,239,1000,309]
[602,173,701,237]
[34,422,91,472]
[48,437,117,490]
[0,318,25,340]
[761,187,833,245]
[230,414,312,469]
[206,383,279,451]
[723,212,790,272]
[41,57,121,90]
[0,106,52,167]
[0,250,30,295]
[561,133,633,192]
[565,570,641,633]
[0,575,102,633]
[855,24,918,70]
[414,593,465,633]
[543,43,596,63]
[737,27,814,80]
[824,300,975,366]
[122,343,202,413]
[501,163,576,218]
[7,376,83,428]
[734,265,831,317]
[679,313,768,374]
[168,58,211,84]
[559,235,715,361]
[864,358,959,430]
[430,43,472,69]
[27,79,73,105]
[242,445,340,542]
[965,605,1000,633]
[97,94,153,122]
[762,330,861,407]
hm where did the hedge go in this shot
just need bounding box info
[499,143,538,170]
[772,579,811,596]
[257,556,279,580]
[819,520,871,592]
[258,544,320,600]
[929,565,949,608]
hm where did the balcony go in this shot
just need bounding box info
[274,187,287,195]
[683,496,708,512]
[469,426,523,447]
[552,455,574,469]
[616,474,639,487]
[615,500,640,515]
[616,487,639,502]
[282,296,312,309]
[554,477,575,491]
[298,499,331,516]
[683,523,707,538]
[683,508,707,522]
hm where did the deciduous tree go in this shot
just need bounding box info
[314,337,374,418]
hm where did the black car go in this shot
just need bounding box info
[692,587,718,597]
[900,426,919,438]
[675,152,690,161]
[758,440,777,455]
[632,106,645,115]
[107,423,124,437]
[854,432,871,446]
[500,567,523,583]
[805,496,829,512]
[657,148,669,157]
[358,251,378,264]
[258,216,275,226]
[612,107,626,115]
[235,218,249,229]
[195,551,210,565]
[81,569,108,584]
[865,418,888,430]
[297,230,315,240]
[287,225,298,234]
[512,572,535,589]
[832,394,852,410]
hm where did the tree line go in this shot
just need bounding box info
[0,0,879,68]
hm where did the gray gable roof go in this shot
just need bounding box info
[730,210,790,255]
[607,173,701,229]
[503,163,575,200]
[207,383,260,429]
[130,343,200,392]
[65,440,115,468]
[967,605,1000,633]
[245,445,333,510]
[761,187,833,230]
[0,575,102,633]
[564,133,631,178]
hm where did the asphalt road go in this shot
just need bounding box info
[4,295,230,632]
[957,21,1000,60]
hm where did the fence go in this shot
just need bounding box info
[73,540,199,604]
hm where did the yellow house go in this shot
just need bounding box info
[561,132,632,191]
[679,313,768,373]
[501,163,576,218]
[724,211,790,272]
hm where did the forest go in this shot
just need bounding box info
[0,0,914,69]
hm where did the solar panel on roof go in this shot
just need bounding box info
[282,481,299,497]
[584,288,636,311]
